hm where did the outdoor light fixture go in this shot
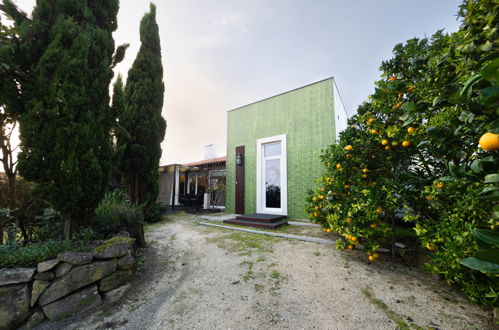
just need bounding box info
[236,152,244,166]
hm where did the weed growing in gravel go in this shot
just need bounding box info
[240,260,255,282]
[361,287,421,330]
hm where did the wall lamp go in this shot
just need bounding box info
[236,152,244,166]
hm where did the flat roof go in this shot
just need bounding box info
[228,76,334,113]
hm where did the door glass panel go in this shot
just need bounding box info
[264,143,281,157]
[265,159,281,208]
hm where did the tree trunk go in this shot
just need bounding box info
[63,216,72,240]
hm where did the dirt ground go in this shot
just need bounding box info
[38,213,495,330]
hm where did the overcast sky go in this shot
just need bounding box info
[11,0,462,165]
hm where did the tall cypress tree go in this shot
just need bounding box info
[119,3,166,244]
[4,0,122,238]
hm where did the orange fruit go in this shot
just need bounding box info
[346,153,352,158]
[407,85,415,93]
[385,146,390,150]
[368,118,375,125]
[326,228,332,232]
[371,129,378,134]
[350,236,357,242]
[347,245,353,250]
[392,102,403,110]
[312,197,317,201]
[407,127,415,134]
[402,141,411,147]
[437,182,444,189]
[381,139,389,145]
[322,228,327,232]
[370,224,377,228]
[344,145,353,151]
[388,76,398,81]
[318,195,324,200]
[362,168,369,173]
[344,184,350,189]
[426,243,436,251]
[362,174,368,179]
[375,207,383,214]
[336,163,342,169]
[479,132,499,151]
[373,253,379,259]
[368,255,375,261]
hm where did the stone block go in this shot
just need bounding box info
[54,262,73,278]
[34,271,55,281]
[17,308,45,330]
[103,282,131,304]
[99,270,132,292]
[37,259,59,273]
[0,284,30,329]
[31,280,50,307]
[93,237,135,259]
[117,253,135,270]
[38,260,116,306]
[0,268,36,286]
[57,252,93,265]
[41,285,102,321]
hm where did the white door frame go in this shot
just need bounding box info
[256,134,287,215]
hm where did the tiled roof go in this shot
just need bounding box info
[184,156,226,167]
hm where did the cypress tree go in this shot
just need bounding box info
[120,3,166,245]
[5,0,122,238]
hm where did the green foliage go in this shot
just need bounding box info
[307,0,498,306]
[0,236,93,268]
[119,3,166,210]
[144,203,167,223]
[460,230,499,274]
[3,0,121,231]
[92,190,143,237]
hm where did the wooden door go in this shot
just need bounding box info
[235,146,245,214]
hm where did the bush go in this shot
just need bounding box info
[92,190,143,236]
[144,203,166,223]
[307,0,498,306]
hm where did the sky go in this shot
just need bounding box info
[9,0,463,166]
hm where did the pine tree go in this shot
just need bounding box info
[3,0,123,239]
[120,3,166,245]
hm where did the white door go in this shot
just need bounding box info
[256,134,287,215]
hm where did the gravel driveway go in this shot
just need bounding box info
[40,213,494,329]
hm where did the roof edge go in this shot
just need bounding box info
[227,76,334,113]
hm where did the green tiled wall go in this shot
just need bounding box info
[226,78,337,219]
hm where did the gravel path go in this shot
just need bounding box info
[40,213,494,329]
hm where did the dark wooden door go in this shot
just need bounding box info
[235,146,245,214]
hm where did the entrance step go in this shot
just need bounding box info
[235,213,287,223]
[223,218,288,230]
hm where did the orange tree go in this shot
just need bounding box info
[306,0,498,305]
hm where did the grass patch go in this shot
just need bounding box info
[361,287,422,330]
[170,233,177,241]
[314,251,321,256]
[240,260,255,282]
[270,270,282,279]
[206,231,275,256]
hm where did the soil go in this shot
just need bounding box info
[38,212,495,329]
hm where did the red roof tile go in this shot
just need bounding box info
[184,156,226,167]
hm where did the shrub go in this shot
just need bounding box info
[92,190,143,236]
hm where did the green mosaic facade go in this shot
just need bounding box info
[226,78,341,219]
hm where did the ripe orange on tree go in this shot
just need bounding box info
[371,129,378,134]
[479,132,499,151]
[344,145,353,151]
[336,163,342,169]
[407,127,415,134]
[402,140,411,147]
[388,76,398,81]
[385,146,391,150]
[368,255,375,262]
[381,139,389,145]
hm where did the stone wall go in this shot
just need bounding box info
[0,235,135,330]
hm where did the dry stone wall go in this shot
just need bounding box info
[0,235,135,330]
